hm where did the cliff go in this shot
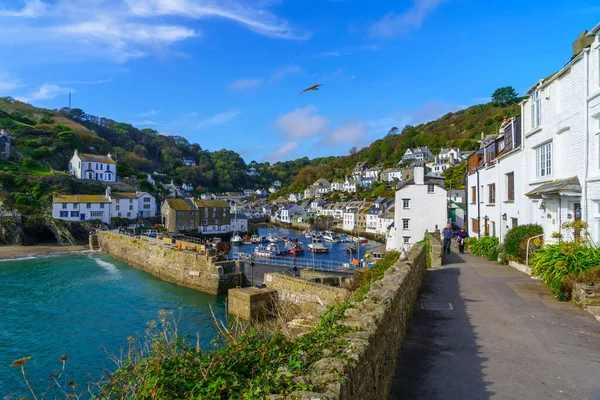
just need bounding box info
[0,216,97,245]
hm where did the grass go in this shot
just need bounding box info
[22,166,53,176]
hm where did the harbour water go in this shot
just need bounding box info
[0,253,225,397]
[229,227,381,264]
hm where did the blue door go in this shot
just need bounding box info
[80,213,85,221]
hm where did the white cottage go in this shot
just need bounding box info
[389,167,447,251]
[52,194,111,224]
[68,150,117,182]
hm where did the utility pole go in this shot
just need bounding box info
[68,91,71,110]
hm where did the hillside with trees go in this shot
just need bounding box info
[0,88,520,214]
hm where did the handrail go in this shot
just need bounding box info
[526,234,544,266]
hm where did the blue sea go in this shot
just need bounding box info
[0,252,225,397]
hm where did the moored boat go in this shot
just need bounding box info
[254,245,275,257]
[242,235,253,245]
[251,234,261,244]
[308,237,330,253]
[231,233,243,246]
[287,241,305,256]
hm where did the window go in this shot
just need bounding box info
[70,211,79,217]
[100,203,104,209]
[506,172,514,201]
[88,173,92,179]
[472,218,479,234]
[144,204,150,209]
[90,211,103,218]
[59,211,68,217]
[488,184,496,204]
[427,184,435,194]
[100,164,103,170]
[144,197,150,202]
[531,90,541,129]
[118,212,121,217]
[402,219,409,230]
[116,205,120,211]
[86,203,91,209]
[536,142,552,177]
[73,203,78,209]
[129,199,133,204]
[403,199,410,209]
[127,212,131,217]
[129,205,133,211]
[62,203,67,209]
[471,186,476,204]
[511,217,518,228]
[95,163,98,169]
[403,237,410,244]
[100,173,103,180]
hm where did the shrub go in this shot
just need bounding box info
[503,224,543,263]
[22,157,36,168]
[468,236,499,259]
[531,221,600,300]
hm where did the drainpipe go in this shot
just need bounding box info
[583,48,590,225]
[477,167,481,238]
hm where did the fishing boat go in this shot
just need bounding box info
[242,235,253,245]
[254,245,274,257]
[303,230,312,238]
[267,243,287,256]
[251,234,261,244]
[308,237,330,253]
[339,234,351,243]
[346,243,358,253]
[352,236,369,244]
[322,231,341,243]
[260,235,269,243]
[268,233,281,243]
[287,241,305,256]
[231,233,243,246]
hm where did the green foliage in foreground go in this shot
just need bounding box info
[531,221,600,300]
[468,236,500,261]
[502,224,543,263]
[101,252,401,399]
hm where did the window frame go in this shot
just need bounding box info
[506,172,515,201]
[402,199,410,209]
[488,183,496,204]
[402,219,410,230]
[536,142,552,178]
[427,184,435,194]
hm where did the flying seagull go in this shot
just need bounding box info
[299,84,322,95]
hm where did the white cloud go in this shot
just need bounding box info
[61,77,113,85]
[131,120,158,126]
[0,0,47,18]
[265,141,298,162]
[315,44,380,58]
[196,109,240,129]
[322,119,367,145]
[16,84,72,102]
[273,105,328,139]
[229,78,263,91]
[135,109,161,117]
[371,0,447,37]
[0,74,24,92]
[270,64,303,82]
[0,0,307,63]
[125,0,310,40]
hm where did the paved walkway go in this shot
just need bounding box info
[390,252,600,400]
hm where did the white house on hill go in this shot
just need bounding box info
[389,166,447,251]
[68,150,116,182]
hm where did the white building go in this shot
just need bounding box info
[389,167,447,251]
[386,168,404,182]
[401,147,434,164]
[247,167,260,176]
[183,157,196,166]
[146,173,156,187]
[366,207,381,234]
[377,210,395,236]
[182,183,194,191]
[363,167,381,180]
[343,177,357,193]
[466,25,600,245]
[52,194,111,224]
[288,193,304,202]
[68,150,116,182]
[280,204,303,224]
[314,179,332,196]
[331,181,344,191]
[230,213,248,232]
[343,209,358,231]
[108,189,157,219]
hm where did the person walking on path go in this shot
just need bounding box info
[457,226,468,254]
[442,223,452,254]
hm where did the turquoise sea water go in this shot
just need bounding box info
[0,252,225,397]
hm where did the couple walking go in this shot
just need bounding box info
[442,224,468,254]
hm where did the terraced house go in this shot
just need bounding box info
[161,199,198,233]
[52,194,111,224]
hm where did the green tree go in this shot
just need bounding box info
[491,86,519,106]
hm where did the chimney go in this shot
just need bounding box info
[105,186,111,198]
[414,166,425,185]
[74,149,79,156]
[481,131,484,140]
[107,152,112,159]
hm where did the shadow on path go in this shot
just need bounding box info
[390,262,492,399]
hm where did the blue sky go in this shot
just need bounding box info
[1,0,599,163]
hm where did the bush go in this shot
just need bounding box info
[22,157,36,168]
[531,221,600,300]
[503,224,543,263]
[468,236,500,259]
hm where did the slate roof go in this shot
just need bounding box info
[78,153,116,164]
[53,195,108,203]
[525,176,581,198]
[193,199,229,208]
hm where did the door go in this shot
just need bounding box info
[80,213,85,221]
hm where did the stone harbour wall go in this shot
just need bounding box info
[275,243,428,400]
[425,230,442,268]
[265,272,350,307]
[97,232,240,295]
